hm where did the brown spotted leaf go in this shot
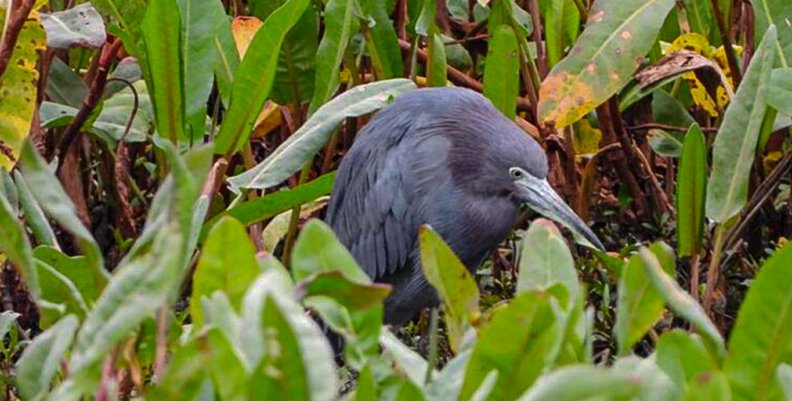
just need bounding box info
[538,0,675,128]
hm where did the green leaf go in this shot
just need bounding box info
[145,339,211,400]
[483,25,520,120]
[212,11,239,107]
[34,246,100,305]
[206,327,249,401]
[207,172,334,235]
[517,219,579,301]
[0,9,45,170]
[227,79,415,191]
[357,0,403,79]
[426,350,471,400]
[40,3,106,49]
[460,290,562,401]
[53,226,183,398]
[676,124,707,257]
[419,225,479,354]
[0,187,40,298]
[142,0,186,143]
[682,0,712,38]
[296,270,391,311]
[249,295,337,401]
[427,32,448,87]
[14,171,58,248]
[270,7,319,105]
[724,241,792,401]
[380,330,433,386]
[538,0,676,128]
[214,0,310,155]
[191,216,261,327]
[655,330,718,388]
[706,26,777,223]
[19,141,108,290]
[680,370,731,401]
[309,0,356,114]
[291,219,370,283]
[45,58,87,108]
[16,315,78,400]
[639,246,726,359]
[0,311,19,339]
[753,0,792,67]
[178,0,226,137]
[516,365,643,401]
[768,68,792,116]
[615,242,675,355]
[35,258,90,327]
[91,0,147,61]
[541,0,580,67]
[778,364,792,399]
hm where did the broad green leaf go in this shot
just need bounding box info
[227,79,415,191]
[357,0,403,79]
[213,11,240,107]
[353,364,376,401]
[91,0,147,62]
[677,124,707,257]
[419,225,479,354]
[517,219,579,300]
[611,356,681,400]
[206,172,334,235]
[191,216,261,327]
[178,0,226,136]
[45,58,87,107]
[516,365,642,401]
[483,25,519,120]
[297,271,391,311]
[92,80,153,143]
[639,246,726,358]
[768,68,792,116]
[615,242,675,356]
[14,171,57,248]
[0,311,19,339]
[34,246,100,304]
[16,315,78,400]
[55,227,183,398]
[0,188,40,298]
[427,32,448,87]
[380,330,433,386]
[309,0,356,114]
[40,3,106,49]
[460,290,562,401]
[655,330,731,401]
[249,295,337,401]
[538,0,676,128]
[214,0,309,155]
[0,9,46,170]
[724,241,792,401]
[682,0,712,39]
[753,0,792,67]
[706,26,777,223]
[206,327,249,401]
[142,0,186,143]
[35,259,90,327]
[19,141,108,290]
[144,340,211,400]
[291,219,369,283]
[541,0,580,67]
[270,7,319,105]
[426,350,472,400]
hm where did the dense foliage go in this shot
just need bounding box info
[0,0,791,400]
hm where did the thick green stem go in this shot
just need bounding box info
[703,224,727,312]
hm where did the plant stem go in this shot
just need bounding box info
[709,0,742,87]
[282,161,313,266]
[703,224,727,312]
[424,307,440,385]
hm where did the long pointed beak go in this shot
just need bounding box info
[515,175,605,251]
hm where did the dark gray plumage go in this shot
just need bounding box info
[325,87,602,327]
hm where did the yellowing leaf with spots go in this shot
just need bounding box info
[538,0,676,129]
[0,10,46,170]
[665,33,741,116]
[231,16,263,59]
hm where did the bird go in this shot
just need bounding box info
[325,87,603,327]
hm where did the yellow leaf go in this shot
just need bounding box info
[573,119,602,156]
[251,100,282,138]
[231,16,263,59]
[0,9,46,170]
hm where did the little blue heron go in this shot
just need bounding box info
[325,87,603,327]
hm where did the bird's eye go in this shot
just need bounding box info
[509,167,524,179]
